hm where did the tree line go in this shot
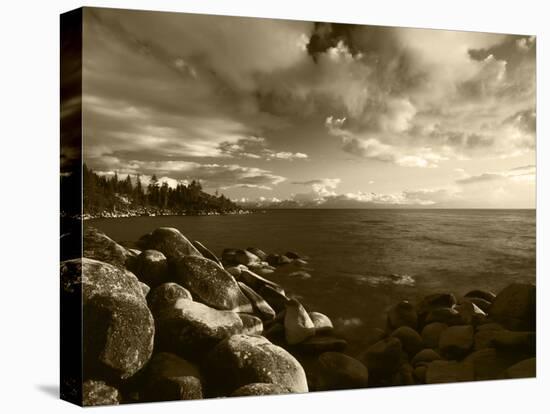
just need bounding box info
[82,164,240,215]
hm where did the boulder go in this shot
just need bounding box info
[143,352,203,401]
[296,336,347,353]
[62,258,154,380]
[147,282,192,316]
[139,282,150,297]
[411,349,442,367]
[192,240,223,267]
[83,226,133,268]
[425,360,474,384]
[225,264,248,277]
[285,251,304,260]
[464,289,496,303]
[246,247,268,261]
[387,300,418,331]
[284,299,316,345]
[439,325,474,358]
[424,307,462,326]
[361,337,403,379]
[258,285,290,313]
[390,326,423,357]
[316,352,368,390]
[138,227,202,261]
[82,380,120,406]
[155,298,243,356]
[223,249,261,266]
[248,265,275,276]
[309,312,334,334]
[417,293,457,318]
[421,322,448,349]
[489,283,536,330]
[474,329,535,353]
[206,334,308,395]
[134,250,168,288]
[455,301,487,325]
[231,383,287,397]
[463,348,520,381]
[238,314,264,335]
[173,255,252,312]
[503,358,536,379]
[238,282,276,321]
[266,253,292,266]
[236,268,283,293]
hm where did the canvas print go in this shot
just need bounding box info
[60,6,536,407]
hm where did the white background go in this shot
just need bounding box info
[0,0,547,412]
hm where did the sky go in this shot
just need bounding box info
[81,7,536,208]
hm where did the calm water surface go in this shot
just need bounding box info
[88,209,536,355]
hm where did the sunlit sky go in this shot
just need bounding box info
[82,8,536,208]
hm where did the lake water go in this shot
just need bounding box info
[87,209,536,355]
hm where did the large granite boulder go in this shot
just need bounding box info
[474,329,535,353]
[238,282,276,321]
[361,337,403,380]
[489,283,536,330]
[390,326,423,357]
[421,322,448,349]
[284,299,316,345]
[463,348,521,381]
[236,268,282,293]
[411,349,442,367]
[133,250,168,288]
[316,352,368,390]
[173,255,252,312]
[387,300,418,331]
[191,240,223,267]
[439,325,474,358]
[258,285,290,313]
[147,282,192,316]
[155,298,243,356]
[83,227,133,268]
[62,258,154,380]
[232,383,287,397]
[247,247,268,261]
[138,227,202,261]
[206,334,308,396]
[82,380,120,406]
[309,312,334,334]
[142,352,203,401]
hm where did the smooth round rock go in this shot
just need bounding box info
[206,334,308,396]
[309,312,334,334]
[421,322,448,349]
[465,289,496,303]
[147,282,192,316]
[174,255,252,312]
[284,299,315,345]
[134,250,168,288]
[439,325,474,358]
[411,349,443,367]
[246,247,268,261]
[390,326,423,357]
[387,300,418,330]
[83,227,133,268]
[238,282,276,321]
[489,283,536,330]
[317,352,369,390]
[83,380,120,406]
[361,337,403,379]
[138,227,202,261]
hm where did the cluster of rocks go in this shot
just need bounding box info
[62,226,536,406]
[367,285,536,387]
[80,208,250,220]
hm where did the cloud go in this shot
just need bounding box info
[217,136,309,161]
[457,165,536,185]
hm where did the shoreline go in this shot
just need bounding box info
[63,225,536,406]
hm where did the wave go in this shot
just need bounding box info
[345,272,416,287]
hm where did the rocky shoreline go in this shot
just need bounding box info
[73,208,252,220]
[61,226,536,406]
